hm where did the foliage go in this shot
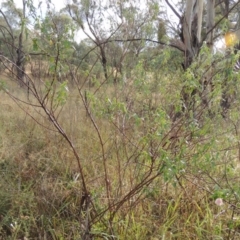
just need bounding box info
[1,0,240,239]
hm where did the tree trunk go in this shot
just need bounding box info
[206,0,215,50]
[16,32,25,86]
[16,0,26,87]
[99,45,108,80]
[182,0,197,69]
[196,0,204,43]
[182,0,204,69]
[180,0,204,116]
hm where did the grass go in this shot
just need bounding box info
[1,63,240,240]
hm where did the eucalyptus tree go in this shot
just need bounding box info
[33,11,77,81]
[160,0,240,116]
[0,0,34,85]
[164,0,240,67]
[65,0,160,81]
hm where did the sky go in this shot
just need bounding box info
[1,0,66,12]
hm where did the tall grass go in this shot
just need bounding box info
[1,50,240,239]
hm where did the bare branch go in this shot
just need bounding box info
[165,0,181,19]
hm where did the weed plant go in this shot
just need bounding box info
[1,47,240,239]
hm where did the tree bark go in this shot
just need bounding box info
[182,0,196,68]
[182,0,205,69]
[197,0,204,43]
[16,32,25,86]
[16,0,26,86]
[206,0,215,50]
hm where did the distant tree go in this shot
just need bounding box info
[0,0,32,85]
[164,0,240,68]
[33,11,76,81]
[65,0,159,81]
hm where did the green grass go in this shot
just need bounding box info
[1,63,240,240]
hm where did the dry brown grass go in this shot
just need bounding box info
[0,68,240,239]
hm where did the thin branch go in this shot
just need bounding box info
[0,9,13,34]
[97,38,184,53]
[165,0,181,19]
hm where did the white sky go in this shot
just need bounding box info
[1,0,66,12]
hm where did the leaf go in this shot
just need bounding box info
[32,38,38,51]
[55,81,69,106]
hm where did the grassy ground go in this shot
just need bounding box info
[0,67,240,240]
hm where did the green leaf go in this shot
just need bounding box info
[32,38,38,51]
